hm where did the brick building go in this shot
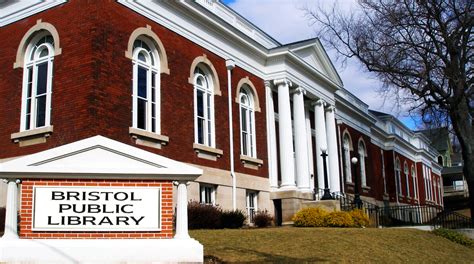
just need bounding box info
[0,0,443,227]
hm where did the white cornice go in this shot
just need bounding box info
[0,0,67,27]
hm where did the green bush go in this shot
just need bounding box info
[432,228,474,247]
[253,210,273,228]
[188,201,222,229]
[292,207,328,227]
[349,209,370,227]
[221,210,246,229]
[325,211,354,227]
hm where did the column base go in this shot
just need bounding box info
[278,184,297,191]
[0,238,203,263]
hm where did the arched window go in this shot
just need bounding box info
[239,87,256,157]
[194,65,215,147]
[404,162,410,197]
[437,156,443,166]
[395,158,402,196]
[358,140,367,186]
[411,165,418,199]
[132,37,160,133]
[21,32,54,131]
[343,133,352,183]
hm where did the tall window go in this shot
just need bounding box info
[404,162,410,197]
[246,191,258,223]
[21,33,54,131]
[194,66,215,147]
[132,38,160,133]
[358,140,367,186]
[200,184,216,205]
[395,159,402,196]
[343,134,352,183]
[412,166,418,199]
[240,87,256,157]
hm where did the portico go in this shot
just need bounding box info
[267,77,341,224]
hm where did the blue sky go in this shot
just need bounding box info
[220,0,419,130]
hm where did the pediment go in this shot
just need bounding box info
[290,40,343,87]
[0,135,202,180]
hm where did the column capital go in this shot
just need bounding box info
[173,180,189,186]
[2,179,21,184]
[273,78,292,88]
[312,99,325,107]
[264,80,272,88]
[291,87,305,95]
[325,105,335,112]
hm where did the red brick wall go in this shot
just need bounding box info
[0,0,268,178]
[338,123,381,199]
[19,179,173,239]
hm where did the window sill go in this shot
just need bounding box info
[362,186,371,190]
[193,143,223,161]
[11,126,53,147]
[129,127,169,149]
[240,155,263,170]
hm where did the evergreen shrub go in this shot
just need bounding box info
[325,211,354,227]
[253,210,273,228]
[432,228,474,247]
[187,201,222,229]
[221,210,246,229]
[292,207,328,227]
[349,209,370,227]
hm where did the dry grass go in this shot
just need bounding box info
[191,227,474,263]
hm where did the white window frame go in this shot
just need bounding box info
[404,162,410,197]
[199,184,216,205]
[131,37,160,134]
[358,141,367,187]
[246,190,258,223]
[239,87,257,158]
[193,66,215,147]
[343,135,352,183]
[21,33,54,131]
[412,165,418,199]
[395,159,402,196]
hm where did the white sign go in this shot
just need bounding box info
[32,186,161,231]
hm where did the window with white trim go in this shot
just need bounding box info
[343,134,352,183]
[239,87,256,158]
[246,191,258,223]
[21,33,54,131]
[132,38,160,133]
[404,162,410,197]
[200,184,216,205]
[358,140,367,186]
[395,159,402,196]
[194,66,215,147]
[412,165,418,199]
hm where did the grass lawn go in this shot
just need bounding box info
[191,227,474,263]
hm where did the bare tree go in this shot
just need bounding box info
[307,0,473,218]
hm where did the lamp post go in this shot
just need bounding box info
[351,157,362,209]
[321,146,333,200]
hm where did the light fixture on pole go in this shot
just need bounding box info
[321,146,333,200]
[351,157,362,209]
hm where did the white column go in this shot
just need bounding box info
[2,179,20,239]
[293,87,310,191]
[265,81,279,189]
[313,100,327,191]
[275,79,295,189]
[174,181,190,239]
[305,106,314,190]
[325,106,341,193]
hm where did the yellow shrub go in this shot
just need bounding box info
[349,209,370,227]
[292,207,328,227]
[325,211,354,227]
